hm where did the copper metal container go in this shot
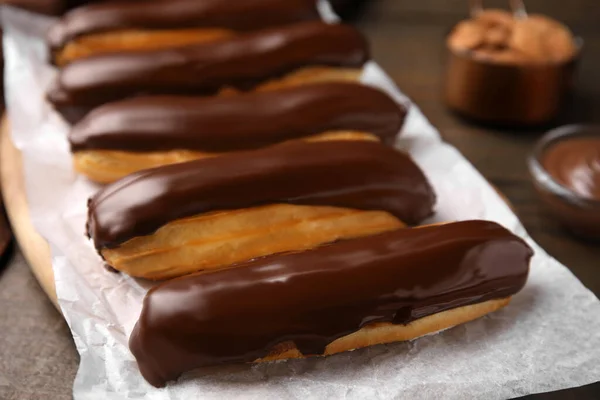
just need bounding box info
[444,41,581,126]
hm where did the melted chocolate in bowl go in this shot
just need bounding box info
[542,138,600,201]
[529,125,600,240]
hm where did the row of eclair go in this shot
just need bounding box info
[45,0,533,388]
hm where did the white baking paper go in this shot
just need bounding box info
[2,3,600,400]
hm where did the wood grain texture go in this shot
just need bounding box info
[0,118,58,308]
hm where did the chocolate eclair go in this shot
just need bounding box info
[70,83,406,183]
[48,0,321,65]
[87,140,435,280]
[129,220,533,387]
[47,21,369,124]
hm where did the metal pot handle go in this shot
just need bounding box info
[469,0,528,19]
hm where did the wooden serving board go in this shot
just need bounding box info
[0,118,58,308]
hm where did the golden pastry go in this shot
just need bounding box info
[87,141,436,280]
[54,29,235,66]
[48,0,321,65]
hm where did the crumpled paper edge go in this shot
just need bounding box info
[2,3,600,400]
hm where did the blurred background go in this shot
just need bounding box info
[330,0,600,292]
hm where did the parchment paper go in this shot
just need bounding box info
[3,3,600,399]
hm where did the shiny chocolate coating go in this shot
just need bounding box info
[129,220,532,387]
[533,135,600,239]
[48,0,320,50]
[47,21,369,123]
[542,137,600,201]
[87,140,436,249]
[69,83,406,152]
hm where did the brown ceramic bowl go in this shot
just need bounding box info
[528,124,600,240]
[444,39,582,126]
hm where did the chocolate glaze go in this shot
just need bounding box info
[69,83,406,153]
[542,137,600,200]
[87,140,435,249]
[48,0,320,50]
[533,136,600,239]
[47,21,369,123]
[129,220,532,387]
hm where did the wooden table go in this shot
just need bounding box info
[1,1,599,398]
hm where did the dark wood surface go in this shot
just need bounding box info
[0,1,599,398]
